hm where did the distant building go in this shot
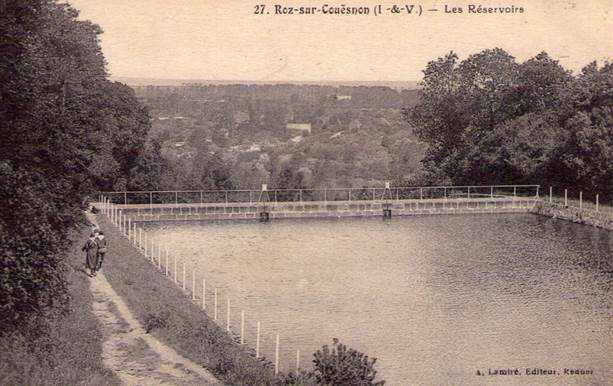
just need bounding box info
[286,123,311,135]
[234,111,249,124]
[335,95,352,100]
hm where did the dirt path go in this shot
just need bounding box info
[87,214,221,385]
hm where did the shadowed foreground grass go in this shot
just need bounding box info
[96,215,280,385]
[0,226,120,386]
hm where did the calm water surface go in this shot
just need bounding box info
[145,214,612,385]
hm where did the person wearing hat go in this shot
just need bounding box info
[82,233,99,277]
[96,231,108,272]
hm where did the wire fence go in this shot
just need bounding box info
[544,187,613,216]
[99,185,541,206]
[99,198,302,375]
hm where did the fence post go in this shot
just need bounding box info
[536,185,540,198]
[579,191,583,209]
[182,261,186,292]
[202,279,206,310]
[240,310,245,344]
[127,218,131,240]
[467,186,470,199]
[490,186,493,198]
[175,191,178,206]
[192,270,196,300]
[596,194,599,212]
[275,334,280,375]
[226,298,231,332]
[324,188,327,202]
[139,228,142,249]
[150,238,154,262]
[165,249,169,276]
[157,243,161,270]
[565,189,568,206]
[513,186,516,198]
[149,192,153,214]
[372,188,376,201]
[420,187,423,200]
[549,186,552,203]
[256,321,261,358]
[225,191,228,204]
[214,288,218,321]
[124,192,127,205]
[296,349,300,372]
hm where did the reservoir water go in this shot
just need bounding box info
[145,213,612,385]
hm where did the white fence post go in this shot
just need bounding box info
[192,270,196,300]
[165,249,169,276]
[240,310,245,344]
[226,298,231,332]
[549,186,552,203]
[139,228,142,249]
[565,189,568,206]
[296,349,300,372]
[214,288,218,321]
[275,334,280,375]
[182,261,186,292]
[157,243,161,270]
[579,191,583,209]
[202,279,206,310]
[596,194,599,212]
[256,321,261,358]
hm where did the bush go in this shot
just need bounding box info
[310,338,385,386]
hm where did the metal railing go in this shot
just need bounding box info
[99,185,541,206]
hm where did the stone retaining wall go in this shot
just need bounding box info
[531,201,613,230]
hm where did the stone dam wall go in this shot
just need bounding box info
[119,198,536,222]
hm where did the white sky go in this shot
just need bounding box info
[67,0,612,81]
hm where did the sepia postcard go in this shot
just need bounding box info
[1,0,611,385]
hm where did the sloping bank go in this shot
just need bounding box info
[0,226,120,386]
[95,215,279,385]
[531,201,613,230]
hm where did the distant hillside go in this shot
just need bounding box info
[111,76,420,90]
[135,82,425,189]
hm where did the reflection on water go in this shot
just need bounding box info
[145,214,612,385]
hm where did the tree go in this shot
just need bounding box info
[0,0,162,332]
[408,49,612,195]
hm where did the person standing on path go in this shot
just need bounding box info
[96,231,108,272]
[82,233,99,277]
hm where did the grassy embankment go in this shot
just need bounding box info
[95,215,279,385]
[0,226,120,386]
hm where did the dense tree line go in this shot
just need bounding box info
[408,49,613,198]
[0,1,164,332]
